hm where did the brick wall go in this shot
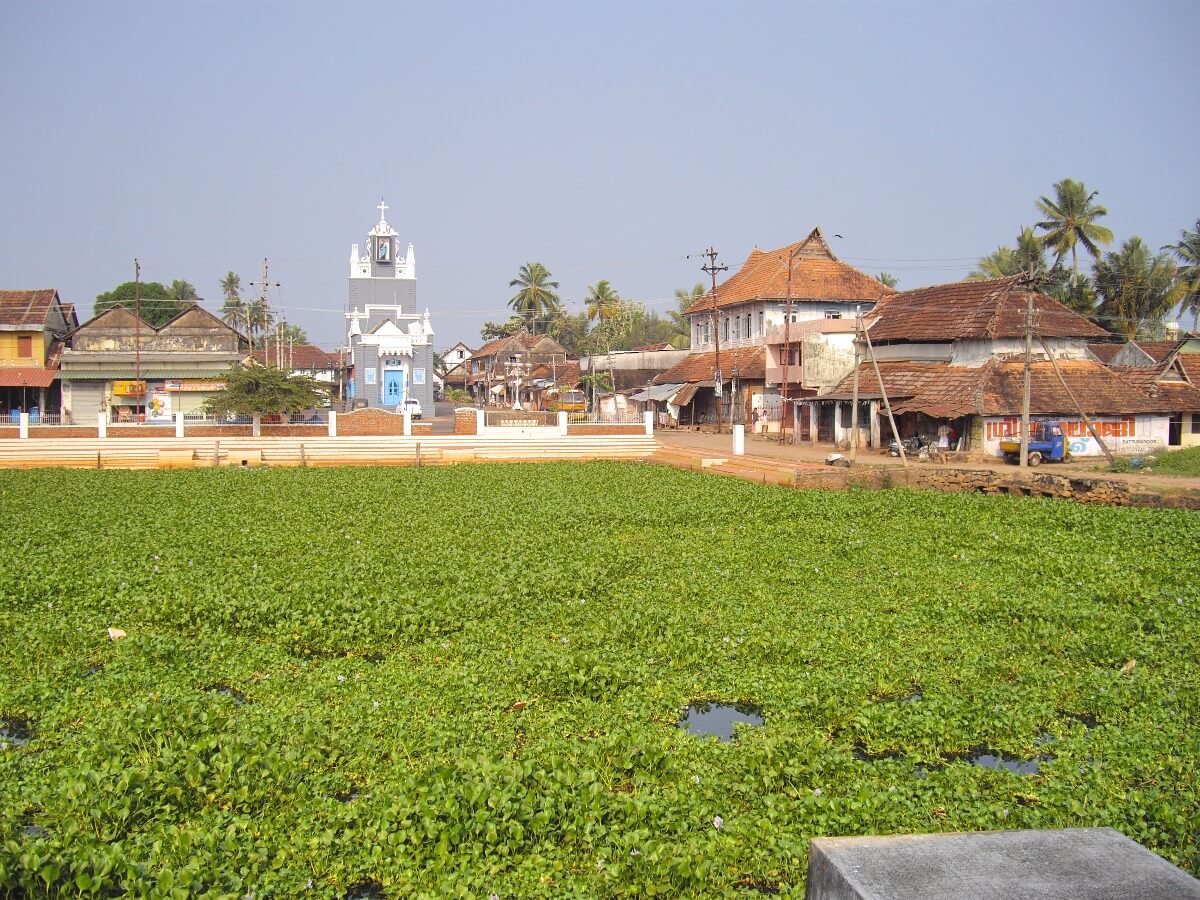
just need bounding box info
[567,424,644,436]
[338,408,406,436]
[262,425,328,437]
[412,422,433,436]
[454,408,477,435]
[32,426,99,438]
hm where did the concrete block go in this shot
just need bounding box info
[805,828,1200,900]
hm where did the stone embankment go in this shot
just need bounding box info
[649,446,1200,509]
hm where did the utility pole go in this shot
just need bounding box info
[1020,284,1034,468]
[700,247,727,433]
[861,307,907,468]
[249,258,280,362]
[133,258,143,420]
[851,305,862,461]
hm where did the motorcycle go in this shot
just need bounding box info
[887,434,935,457]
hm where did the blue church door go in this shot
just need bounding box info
[383,369,405,407]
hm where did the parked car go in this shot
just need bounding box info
[401,398,422,419]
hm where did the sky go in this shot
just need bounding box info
[2,0,1197,350]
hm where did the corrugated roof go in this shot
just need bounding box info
[0,367,58,388]
[867,276,1109,342]
[685,228,892,315]
[0,289,59,329]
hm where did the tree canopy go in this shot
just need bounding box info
[1036,179,1114,286]
[203,364,329,417]
[1094,237,1179,339]
[1164,220,1200,333]
[94,281,190,327]
[508,263,560,334]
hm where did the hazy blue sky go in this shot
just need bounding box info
[2,0,1197,349]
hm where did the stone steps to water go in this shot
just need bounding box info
[0,436,658,470]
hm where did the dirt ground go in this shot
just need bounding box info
[655,429,1200,496]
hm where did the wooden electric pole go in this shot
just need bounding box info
[1020,287,1034,468]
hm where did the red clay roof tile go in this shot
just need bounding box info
[653,346,765,384]
[685,228,892,316]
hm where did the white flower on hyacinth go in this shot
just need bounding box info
[373,701,380,709]
[336,675,345,683]
[812,788,823,797]
[1002,808,1009,818]
[561,636,569,645]
[1,743,8,751]
[441,641,451,649]
[690,775,701,785]
[712,815,723,830]
[306,881,313,890]
[490,895,499,900]
[596,858,605,871]
[630,848,641,857]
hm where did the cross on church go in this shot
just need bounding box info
[377,198,388,222]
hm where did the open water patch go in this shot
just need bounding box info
[677,701,763,742]
[204,684,248,705]
[343,879,384,899]
[1059,710,1099,729]
[1,717,34,747]
[853,742,902,763]
[949,746,1055,775]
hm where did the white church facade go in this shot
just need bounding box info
[345,201,436,411]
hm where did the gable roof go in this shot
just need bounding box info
[653,346,765,384]
[251,343,339,370]
[867,275,1109,342]
[685,228,893,316]
[473,330,566,359]
[824,358,1171,417]
[157,304,242,337]
[0,289,61,330]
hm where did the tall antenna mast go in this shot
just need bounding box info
[250,258,280,363]
[699,247,728,433]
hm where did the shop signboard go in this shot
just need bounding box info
[112,380,147,397]
[164,379,225,392]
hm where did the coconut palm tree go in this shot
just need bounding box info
[244,296,274,349]
[219,271,245,330]
[968,228,1068,294]
[1094,237,1178,339]
[1035,179,1114,287]
[508,262,560,334]
[877,272,898,289]
[585,280,620,322]
[1164,219,1200,333]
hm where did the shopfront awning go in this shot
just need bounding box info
[489,383,506,395]
[629,383,684,403]
[0,367,57,388]
[672,383,704,406]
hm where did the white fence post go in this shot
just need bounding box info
[252,414,261,437]
[644,410,654,436]
[558,410,568,436]
[97,412,107,439]
[328,410,337,437]
[475,408,485,435]
[733,423,745,456]
[403,409,412,436]
[174,411,184,438]
[18,412,29,439]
